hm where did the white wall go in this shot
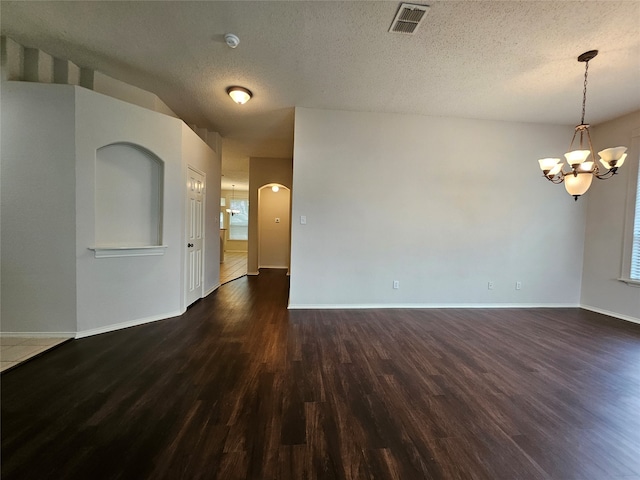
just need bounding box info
[1,36,24,81]
[1,82,220,336]
[74,87,185,335]
[1,83,77,334]
[290,107,586,308]
[2,36,181,120]
[93,71,178,118]
[581,110,640,322]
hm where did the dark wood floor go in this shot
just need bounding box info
[2,270,640,480]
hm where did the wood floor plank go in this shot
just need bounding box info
[2,269,640,479]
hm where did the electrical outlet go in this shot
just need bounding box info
[488,281,494,290]
[393,280,400,289]
[516,281,522,290]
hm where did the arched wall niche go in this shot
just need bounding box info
[95,142,164,247]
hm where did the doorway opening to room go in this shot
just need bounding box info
[220,185,248,284]
[258,184,291,272]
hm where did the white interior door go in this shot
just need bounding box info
[186,167,205,307]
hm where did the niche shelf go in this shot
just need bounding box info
[88,245,168,258]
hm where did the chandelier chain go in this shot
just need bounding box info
[581,60,589,125]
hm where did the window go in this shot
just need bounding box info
[220,197,226,229]
[631,165,640,280]
[229,199,249,240]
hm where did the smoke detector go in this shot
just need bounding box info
[389,3,430,35]
[224,33,240,48]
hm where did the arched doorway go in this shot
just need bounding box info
[258,184,291,271]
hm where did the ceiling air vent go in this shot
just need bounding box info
[389,3,430,35]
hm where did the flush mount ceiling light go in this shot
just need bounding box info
[227,86,252,105]
[538,50,627,201]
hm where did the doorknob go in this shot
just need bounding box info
[187,243,194,248]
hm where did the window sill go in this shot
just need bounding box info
[89,246,168,258]
[618,278,640,287]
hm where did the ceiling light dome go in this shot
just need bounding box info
[227,86,252,105]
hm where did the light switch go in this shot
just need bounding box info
[300,215,307,225]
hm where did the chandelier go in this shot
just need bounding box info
[225,185,240,216]
[537,50,627,201]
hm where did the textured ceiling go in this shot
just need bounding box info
[2,1,639,190]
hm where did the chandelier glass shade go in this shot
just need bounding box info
[537,50,627,201]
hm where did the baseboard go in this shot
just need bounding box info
[0,331,75,338]
[580,305,640,325]
[247,271,260,276]
[287,303,580,310]
[204,283,220,296]
[75,310,183,339]
[258,265,288,269]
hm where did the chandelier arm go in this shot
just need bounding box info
[568,128,579,152]
[584,126,597,165]
[594,169,617,180]
[546,175,565,184]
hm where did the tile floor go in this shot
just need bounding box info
[1,336,72,373]
[220,251,248,284]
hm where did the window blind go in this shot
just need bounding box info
[229,199,249,241]
[631,166,640,280]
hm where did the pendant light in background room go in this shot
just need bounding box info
[226,185,240,216]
